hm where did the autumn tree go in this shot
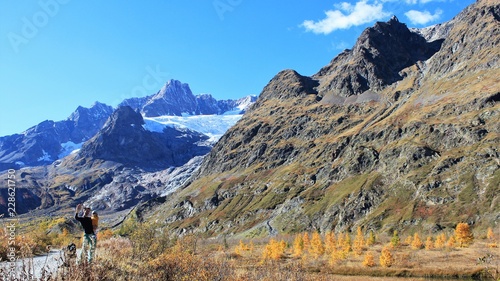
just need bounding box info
[455,223,474,247]
[379,246,394,267]
[293,234,304,257]
[262,239,286,261]
[303,232,311,253]
[411,233,423,250]
[447,235,456,248]
[434,233,446,249]
[330,246,347,265]
[391,230,400,248]
[325,231,336,254]
[363,251,376,267]
[366,230,376,246]
[353,227,365,255]
[342,232,352,253]
[487,227,495,241]
[425,236,434,250]
[310,231,325,258]
[235,240,250,255]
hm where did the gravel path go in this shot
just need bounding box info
[1,249,63,280]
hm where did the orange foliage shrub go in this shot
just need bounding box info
[379,246,394,267]
[363,251,376,267]
[455,223,473,247]
[411,233,423,250]
[434,233,446,249]
[262,239,286,261]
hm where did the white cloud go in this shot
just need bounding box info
[404,9,443,25]
[404,0,438,3]
[301,1,391,35]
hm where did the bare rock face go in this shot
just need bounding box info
[141,0,499,237]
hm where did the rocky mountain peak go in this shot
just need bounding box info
[258,69,319,101]
[314,15,443,99]
[104,105,144,128]
[68,102,113,122]
[142,79,197,117]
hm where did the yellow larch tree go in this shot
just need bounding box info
[404,235,413,246]
[342,232,352,253]
[337,231,345,250]
[293,234,304,257]
[353,226,365,255]
[425,236,434,250]
[487,227,495,240]
[310,231,325,259]
[434,233,446,249]
[325,231,336,254]
[411,233,423,250]
[366,230,376,246]
[363,251,376,267]
[303,232,311,253]
[330,246,347,265]
[446,235,456,248]
[262,239,286,261]
[379,246,394,267]
[235,239,250,255]
[455,223,474,247]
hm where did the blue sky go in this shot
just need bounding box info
[0,0,474,136]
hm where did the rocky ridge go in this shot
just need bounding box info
[119,79,257,117]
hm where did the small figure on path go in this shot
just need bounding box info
[75,204,96,263]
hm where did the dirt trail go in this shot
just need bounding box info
[0,249,63,280]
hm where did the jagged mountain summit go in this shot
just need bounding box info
[119,79,257,117]
[139,0,499,237]
[0,102,113,170]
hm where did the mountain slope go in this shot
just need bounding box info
[140,0,499,237]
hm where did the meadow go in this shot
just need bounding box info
[0,219,498,280]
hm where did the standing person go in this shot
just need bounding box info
[75,204,96,263]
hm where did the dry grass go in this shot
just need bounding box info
[2,224,498,280]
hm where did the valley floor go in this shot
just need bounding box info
[2,221,498,280]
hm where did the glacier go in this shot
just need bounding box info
[143,114,242,142]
